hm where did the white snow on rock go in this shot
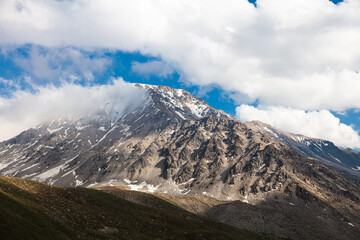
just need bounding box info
[47,126,63,134]
[263,127,278,138]
[351,166,360,171]
[258,164,266,170]
[179,178,196,185]
[124,179,161,193]
[75,180,84,187]
[33,154,79,181]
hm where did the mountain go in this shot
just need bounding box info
[0,84,360,239]
[0,176,282,240]
[246,121,360,182]
[0,84,226,188]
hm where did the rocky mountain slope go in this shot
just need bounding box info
[0,84,225,188]
[158,190,360,240]
[246,121,360,182]
[0,84,360,239]
[1,176,281,240]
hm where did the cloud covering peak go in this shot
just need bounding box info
[237,105,360,148]
[0,79,146,141]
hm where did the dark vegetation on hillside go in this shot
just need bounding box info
[0,176,285,240]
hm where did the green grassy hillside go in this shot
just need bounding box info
[0,177,285,240]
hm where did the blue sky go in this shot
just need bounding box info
[0,45,239,115]
[0,0,359,149]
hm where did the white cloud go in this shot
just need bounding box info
[1,0,360,148]
[131,60,175,78]
[0,77,17,88]
[11,46,111,82]
[0,78,146,141]
[236,105,360,148]
[0,0,359,110]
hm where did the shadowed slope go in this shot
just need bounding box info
[97,186,360,240]
[0,176,284,240]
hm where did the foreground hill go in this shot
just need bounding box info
[0,176,282,240]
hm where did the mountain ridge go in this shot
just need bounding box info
[245,120,360,182]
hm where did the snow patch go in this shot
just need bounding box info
[98,126,106,131]
[176,89,183,97]
[313,142,323,151]
[75,180,83,187]
[175,111,185,120]
[351,166,360,171]
[87,182,99,187]
[328,153,342,163]
[264,127,278,138]
[47,126,63,134]
[184,101,209,118]
[0,160,13,170]
[21,163,40,171]
[76,125,90,131]
[0,149,9,156]
[182,189,191,195]
[92,125,120,147]
[179,178,195,185]
[258,163,266,170]
[124,179,160,193]
[33,154,79,181]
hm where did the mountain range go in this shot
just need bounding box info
[1,84,360,239]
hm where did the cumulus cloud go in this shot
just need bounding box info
[0,0,359,110]
[9,46,112,82]
[0,78,146,141]
[1,0,360,147]
[0,77,17,89]
[131,60,175,78]
[236,105,360,148]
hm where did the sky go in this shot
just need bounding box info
[0,0,360,149]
